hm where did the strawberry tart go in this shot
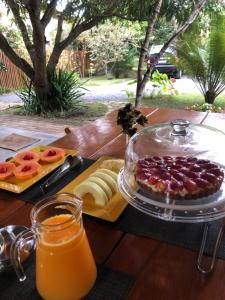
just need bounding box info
[135,156,224,200]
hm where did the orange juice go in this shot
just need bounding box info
[36,214,97,300]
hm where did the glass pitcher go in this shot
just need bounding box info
[10,193,97,300]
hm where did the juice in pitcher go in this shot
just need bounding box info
[10,193,97,300]
[36,214,97,300]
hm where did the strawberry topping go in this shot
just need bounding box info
[135,156,224,199]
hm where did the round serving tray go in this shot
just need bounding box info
[118,166,225,223]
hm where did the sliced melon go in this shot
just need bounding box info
[73,180,108,206]
[91,171,117,193]
[88,176,113,199]
[98,168,118,181]
[100,159,124,173]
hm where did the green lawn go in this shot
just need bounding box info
[81,76,133,86]
[0,88,12,95]
[140,93,225,110]
[0,102,108,122]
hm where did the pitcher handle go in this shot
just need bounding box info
[10,229,36,282]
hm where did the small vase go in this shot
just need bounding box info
[125,134,130,147]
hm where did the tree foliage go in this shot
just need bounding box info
[0,0,136,112]
[152,17,177,45]
[134,0,222,106]
[87,20,136,76]
[0,0,223,113]
[161,0,224,23]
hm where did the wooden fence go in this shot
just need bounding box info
[57,50,90,78]
[0,51,25,89]
[0,50,90,90]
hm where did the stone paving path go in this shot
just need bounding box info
[0,92,21,103]
[0,82,132,106]
[80,81,134,102]
[0,77,200,107]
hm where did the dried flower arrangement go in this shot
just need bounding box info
[117,103,148,137]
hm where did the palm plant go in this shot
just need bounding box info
[176,16,225,104]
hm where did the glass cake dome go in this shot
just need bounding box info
[118,120,225,223]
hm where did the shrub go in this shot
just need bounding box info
[0,61,7,72]
[18,69,86,115]
[112,49,137,79]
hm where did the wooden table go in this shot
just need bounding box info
[1,107,225,300]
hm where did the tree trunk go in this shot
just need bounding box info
[33,54,49,104]
[205,90,216,104]
[105,63,108,78]
[0,33,34,79]
[135,0,163,107]
[26,1,49,103]
[135,0,209,108]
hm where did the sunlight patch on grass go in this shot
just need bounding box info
[141,93,225,110]
[81,76,133,86]
[0,88,12,95]
[0,102,108,121]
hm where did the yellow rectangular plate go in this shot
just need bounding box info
[0,145,78,193]
[61,156,128,222]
